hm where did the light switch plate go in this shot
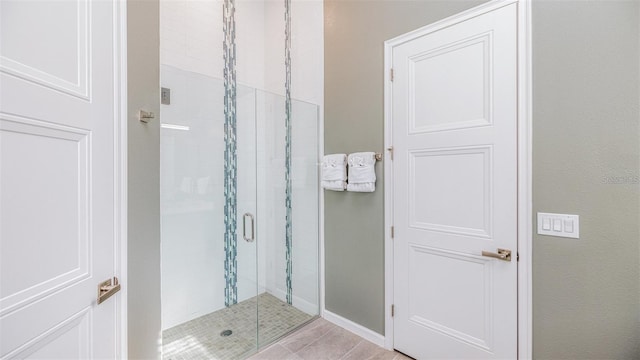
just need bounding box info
[537,212,579,239]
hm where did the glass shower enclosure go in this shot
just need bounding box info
[159,65,320,359]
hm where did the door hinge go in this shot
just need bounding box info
[517,252,520,262]
[391,304,395,317]
[391,226,394,238]
[387,146,393,160]
[390,68,394,82]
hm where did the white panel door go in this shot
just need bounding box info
[392,3,517,359]
[0,1,123,358]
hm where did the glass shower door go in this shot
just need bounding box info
[160,69,260,360]
[232,84,260,357]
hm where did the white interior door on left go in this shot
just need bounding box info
[0,1,124,358]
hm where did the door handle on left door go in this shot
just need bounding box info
[97,277,121,304]
[481,248,512,262]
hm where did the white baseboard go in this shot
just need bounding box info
[322,310,386,348]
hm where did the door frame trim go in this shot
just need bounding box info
[382,1,532,358]
[114,0,128,357]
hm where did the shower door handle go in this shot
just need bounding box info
[243,213,255,242]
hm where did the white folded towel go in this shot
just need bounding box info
[322,154,347,191]
[347,152,376,192]
[346,182,376,192]
[322,180,347,191]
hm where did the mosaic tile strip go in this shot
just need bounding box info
[223,0,238,307]
[284,0,293,305]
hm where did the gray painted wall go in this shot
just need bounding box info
[324,0,486,335]
[127,1,162,358]
[324,0,640,356]
[532,1,639,358]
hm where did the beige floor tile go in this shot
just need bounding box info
[294,326,361,360]
[279,319,335,353]
[252,319,416,360]
[392,351,415,360]
[342,340,397,360]
[248,344,301,360]
[375,352,403,360]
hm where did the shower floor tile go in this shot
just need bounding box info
[162,293,315,360]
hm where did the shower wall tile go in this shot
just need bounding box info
[235,0,266,91]
[159,0,267,90]
[263,0,324,105]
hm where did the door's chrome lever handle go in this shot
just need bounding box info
[97,277,121,304]
[481,248,512,262]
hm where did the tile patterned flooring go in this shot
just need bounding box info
[249,318,414,360]
[162,293,314,360]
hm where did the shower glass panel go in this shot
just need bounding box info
[255,90,320,350]
[160,65,259,359]
[159,66,320,359]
